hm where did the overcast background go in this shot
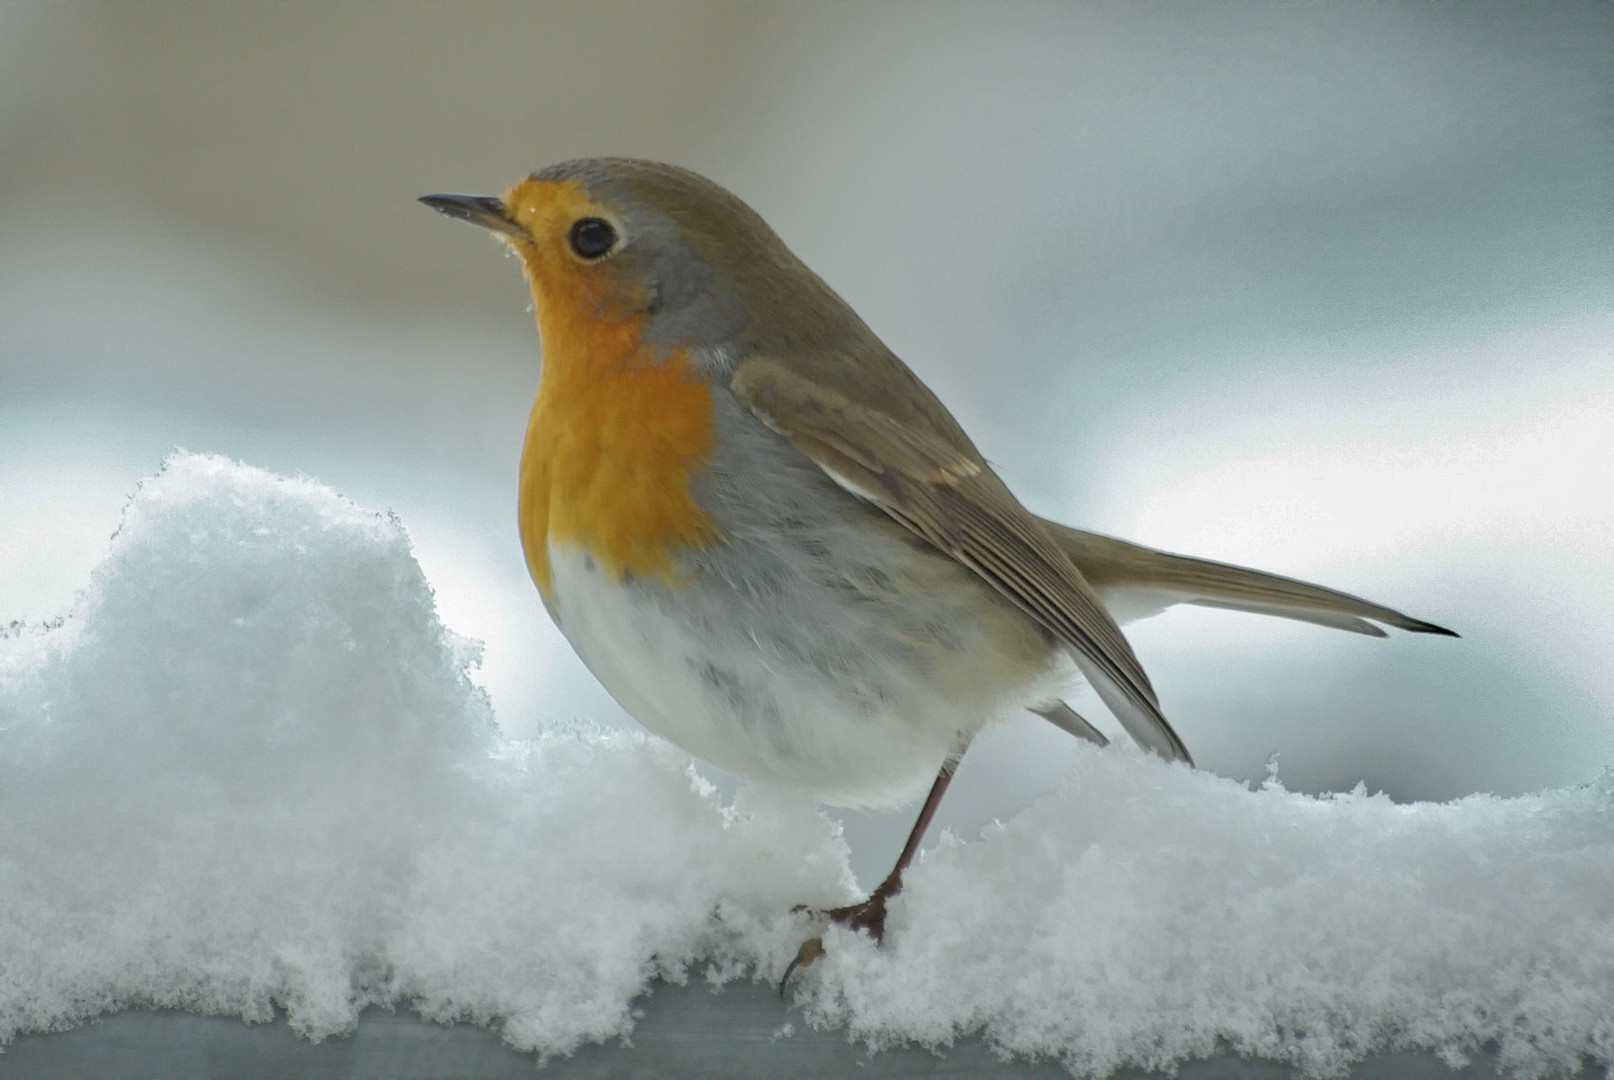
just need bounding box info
[2,2,1610,883]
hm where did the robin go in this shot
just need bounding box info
[421,158,1455,972]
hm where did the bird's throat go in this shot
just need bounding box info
[517,303,720,599]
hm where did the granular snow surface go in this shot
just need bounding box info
[1,453,1610,1078]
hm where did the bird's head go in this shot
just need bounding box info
[421,157,871,366]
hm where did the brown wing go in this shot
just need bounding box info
[730,357,1193,765]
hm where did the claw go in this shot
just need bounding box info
[778,936,825,997]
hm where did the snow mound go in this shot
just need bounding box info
[1,453,1610,1078]
[0,454,847,1056]
[804,763,1614,1078]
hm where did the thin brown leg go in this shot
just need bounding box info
[780,742,969,993]
[823,749,965,940]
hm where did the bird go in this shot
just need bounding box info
[420,158,1455,970]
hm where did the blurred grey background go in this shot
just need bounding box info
[2,2,1610,884]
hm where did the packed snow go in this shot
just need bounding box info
[1,453,1610,1077]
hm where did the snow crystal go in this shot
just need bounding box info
[1,453,1611,1077]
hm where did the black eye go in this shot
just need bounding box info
[568,217,617,260]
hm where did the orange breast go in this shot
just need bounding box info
[517,286,721,599]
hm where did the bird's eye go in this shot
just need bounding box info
[568,217,618,260]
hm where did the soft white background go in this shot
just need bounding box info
[2,2,1610,882]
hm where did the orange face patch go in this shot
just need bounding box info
[507,178,721,596]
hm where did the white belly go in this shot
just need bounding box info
[545,542,1062,807]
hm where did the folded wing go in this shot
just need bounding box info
[731,356,1193,765]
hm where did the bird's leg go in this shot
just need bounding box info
[823,748,964,940]
[781,741,968,992]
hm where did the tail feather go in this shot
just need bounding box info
[1031,701,1111,748]
[1043,521,1459,638]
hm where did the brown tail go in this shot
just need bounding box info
[1042,521,1458,639]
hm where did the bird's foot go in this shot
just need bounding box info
[779,890,895,996]
[821,893,892,941]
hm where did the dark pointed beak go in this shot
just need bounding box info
[418,193,527,240]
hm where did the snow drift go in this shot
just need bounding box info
[1,453,1609,1077]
